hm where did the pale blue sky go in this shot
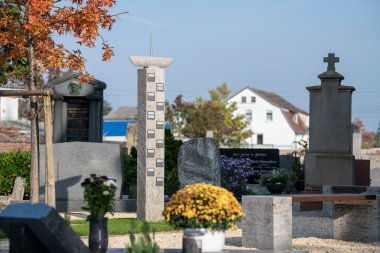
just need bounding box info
[67,0,380,131]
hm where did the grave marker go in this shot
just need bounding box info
[130,56,173,221]
[305,53,355,190]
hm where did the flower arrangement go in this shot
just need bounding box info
[81,174,117,217]
[220,154,255,200]
[258,168,291,185]
[163,183,244,230]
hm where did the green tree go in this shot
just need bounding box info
[167,83,253,147]
[103,99,113,116]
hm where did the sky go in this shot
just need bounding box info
[63,0,380,132]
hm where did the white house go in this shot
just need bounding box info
[228,87,309,150]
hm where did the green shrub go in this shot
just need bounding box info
[0,151,31,199]
[123,147,137,193]
[123,129,182,196]
[164,129,182,196]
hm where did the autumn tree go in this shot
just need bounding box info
[375,122,380,148]
[352,118,376,149]
[0,0,124,203]
[167,83,253,147]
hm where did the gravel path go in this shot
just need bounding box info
[1,211,379,252]
[80,211,379,253]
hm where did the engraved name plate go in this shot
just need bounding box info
[156,139,164,148]
[156,158,164,167]
[156,177,164,186]
[156,121,164,129]
[156,83,164,91]
[147,130,155,138]
[147,168,155,176]
[147,149,155,157]
[147,92,155,101]
[147,73,155,82]
[156,102,164,111]
[147,111,155,120]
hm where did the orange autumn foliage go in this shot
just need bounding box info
[0,0,122,83]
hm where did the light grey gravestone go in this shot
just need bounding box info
[305,53,355,191]
[178,138,221,188]
[130,56,173,221]
[39,142,125,212]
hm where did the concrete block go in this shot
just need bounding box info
[242,196,292,250]
[333,196,380,242]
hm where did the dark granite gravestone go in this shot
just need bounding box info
[305,53,355,191]
[49,73,106,143]
[0,203,89,253]
[220,148,279,183]
[178,138,220,188]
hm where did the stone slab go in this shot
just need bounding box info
[0,203,89,253]
[39,142,123,212]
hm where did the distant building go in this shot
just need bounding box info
[0,88,19,121]
[228,87,309,150]
[103,106,137,142]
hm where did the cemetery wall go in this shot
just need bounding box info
[0,142,30,152]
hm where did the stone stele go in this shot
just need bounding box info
[178,138,221,188]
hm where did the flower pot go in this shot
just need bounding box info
[294,180,305,192]
[266,184,286,194]
[88,216,108,253]
[184,228,225,252]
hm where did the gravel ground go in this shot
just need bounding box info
[1,211,380,253]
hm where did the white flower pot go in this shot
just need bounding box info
[184,228,225,252]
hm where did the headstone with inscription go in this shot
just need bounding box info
[220,148,279,183]
[50,73,106,143]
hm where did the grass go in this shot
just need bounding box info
[0,218,177,239]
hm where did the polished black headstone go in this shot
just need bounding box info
[0,203,89,253]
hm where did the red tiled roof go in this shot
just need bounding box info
[282,111,308,135]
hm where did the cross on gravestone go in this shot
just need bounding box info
[323,53,339,71]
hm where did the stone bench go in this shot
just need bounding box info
[242,187,380,251]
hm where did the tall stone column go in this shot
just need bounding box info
[130,56,173,221]
[305,53,355,191]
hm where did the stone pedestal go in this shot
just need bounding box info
[130,56,173,221]
[305,152,355,191]
[242,196,292,250]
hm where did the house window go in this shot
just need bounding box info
[251,96,256,103]
[257,134,263,145]
[266,111,273,121]
[241,96,246,103]
[293,113,299,124]
[147,92,155,101]
[245,110,252,121]
[147,73,155,82]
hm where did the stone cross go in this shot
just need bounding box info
[324,53,339,71]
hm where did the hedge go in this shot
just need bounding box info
[0,151,31,199]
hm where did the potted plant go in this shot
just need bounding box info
[81,174,117,253]
[162,183,244,252]
[258,168,291,194]
[290,140,308,192]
